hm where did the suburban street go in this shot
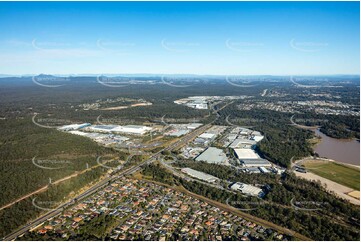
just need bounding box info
[2,123,212,241]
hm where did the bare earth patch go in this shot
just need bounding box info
[294,171,360,205]
[302,159,360,190]
[101,106,128,110]
[101,102,152,110]
[348,191,360,199]
[130,102,152,107]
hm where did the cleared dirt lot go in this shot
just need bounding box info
[303,159,360,190]
[294,171,360,205]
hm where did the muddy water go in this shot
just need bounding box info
[313,129,360,166]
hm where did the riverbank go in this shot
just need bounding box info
[313,129,360,166]
[290,115,360,166]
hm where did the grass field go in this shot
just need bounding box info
[304,160,360,190]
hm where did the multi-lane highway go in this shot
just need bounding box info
[3,123,212,241]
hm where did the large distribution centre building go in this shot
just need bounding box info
[86,124,152,135]
[58,123,91,131]
[230,182,265,197]
[181,168,219,183]
[233,148,260,160]
[240,159,272,167]
[195,147,228,165]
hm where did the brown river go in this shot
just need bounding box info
[313,129,360,166]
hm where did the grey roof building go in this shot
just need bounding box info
[195,147,228,164]
[240,159,271,167]
[181,168,219,183]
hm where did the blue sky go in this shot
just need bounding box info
[0,1,359,75]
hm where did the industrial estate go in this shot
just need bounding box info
[0,1,359,241]
[2,93,295,241]
[2,88,359,241]
[55,115,282,199]
[8,114,290,240]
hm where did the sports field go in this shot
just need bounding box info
[304,160,360,190]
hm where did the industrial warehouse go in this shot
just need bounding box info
[58,123,91,131]
[57,122,155,148]
[181,168,219,183]
[53,121,282,237]
[86,124,152,135]
[58,123,153,135]
[165,123,203,137]
[234,148,260,160]
[240,159,272,167]
[58,121,280,178]
[174,96,251,110]
[68,130,129,146]
[195,147,228,165]
[229,138,256,149]
[230,182,265,198]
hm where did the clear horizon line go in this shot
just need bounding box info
[0,73,360,77]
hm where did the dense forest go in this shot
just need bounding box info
[0,164,111,238]
[0,118,121,207]
[293,113,360,139]
[0,117,127,237]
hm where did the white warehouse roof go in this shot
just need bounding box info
[112,125,152,135]
[199,133,216,139]
[58,123,91,131]
[230,182,264,197]
[186,123,203,130]
[258,167,270,173]
[181,168,219,183]
[252,135,264,142]
[87,124,152,135]
[234,148,260,159]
